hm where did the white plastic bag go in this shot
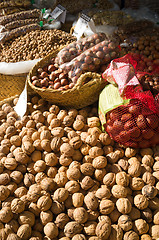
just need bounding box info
[0,59,41,75]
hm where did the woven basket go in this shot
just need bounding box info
[0,73,34,101]
[27,51,106,109]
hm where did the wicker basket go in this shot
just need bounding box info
[27,50,106,109]
[0,73,34,102]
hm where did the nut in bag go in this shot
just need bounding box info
[99,54,159,148]
[55,32,107,66]
[59,39,120,84]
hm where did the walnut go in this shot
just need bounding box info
[142,185,157,199]
[87,117,100,128]
[85,134,98,147]
[46,166,57,178]
[142,155,154,167]
[111,185,128,198]
[40,210,53,226]
[53,188,69,202]
[150,225,159,239]
[0,185,10,201]
[89,146,103,158]
[80,163,94,176]
[60,143,74,157]
[73,207,88,224]
[51,201,65,215]
[6,233,20,240]
[67,168,81,181]
[64,221,83,238]
[65,180,80,194]
[116,198,132,214]
[125,148,137,158]
[72,193,84,208]
[81,176,94,190]
[18,211,35,227]
[10,171,23,184]
[83,221,97,236]
[33,160,46,173]
[140,234,152,240]
[59,155,72,167]
[123,230,139,240]
[70,136,82,149]
[73,120,85,131]
[103,173,116,187]
[31,150,42,162]
[72,234,86,240]
[84,192,99,210]
[0,207,13,223]
[37,196,52,211]
[92,156,107,169]
[118,215,132,231]
[11,198,25,214]
[94,168,106,182]
[142,172,155,186]
[130,177,144,190]
[23,173,35,187]
[153,210,159,224]
[14,151,30,164]
[80,144,91,155]
[22,141,35,155]
[128,160,141,177]
[134,194,148,210]
[116,172,129,186]
[99,199,114,215]
[14,186,27,198]
[109,224,123,240]
[17,224,32,240]
[95,220,111,239]
[133,219,149,235]
[40,177,56,192]
[55,213,69,229]
[95,186,111,199]
[106,152,120,164]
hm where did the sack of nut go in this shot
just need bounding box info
[99,53,159,148]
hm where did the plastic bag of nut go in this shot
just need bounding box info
[55,32,107,66]
[58,38,120,85]
[99,54,159,148]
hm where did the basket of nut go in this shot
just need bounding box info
[27,50,106,109]
[27,33,120,109]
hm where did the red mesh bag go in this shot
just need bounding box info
[101,54,159,148]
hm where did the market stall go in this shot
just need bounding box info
[0,0,159,239]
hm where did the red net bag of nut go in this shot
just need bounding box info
[99,53,159,148]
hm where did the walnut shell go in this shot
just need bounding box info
[64,221,83,238]
[11,198,25,214]
[96,220,111,239]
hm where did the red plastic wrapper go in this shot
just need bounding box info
[99,54,159,148]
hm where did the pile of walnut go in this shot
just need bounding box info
[0,95,159,240]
